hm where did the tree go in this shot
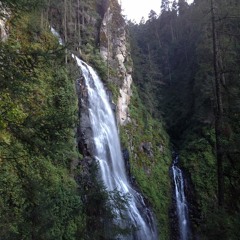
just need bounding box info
[161,0,170,12]
[129,0,240,238]
[210,0,224,206]
[178,0,189,15]
[148,9,157,21]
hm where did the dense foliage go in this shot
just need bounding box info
[120,85,172,239]
[0,1,136,239]
[2,0,239,239]
[129,0,240,239]
[0,7,83,239]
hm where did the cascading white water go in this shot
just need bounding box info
[50,27,63,45]
[172,156,190,240]
[50,27,157,239]
[74,55,158,239]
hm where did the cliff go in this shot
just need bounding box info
[0,0,172,239]
[97,1,172,238]
[0,5,9,41]
[99,0,132,125]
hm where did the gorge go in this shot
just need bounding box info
[0,0,240,239]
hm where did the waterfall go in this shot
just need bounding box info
[172,155,190,240]
[74,56,158,239]
[50,27,63,45]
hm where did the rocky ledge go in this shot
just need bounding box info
[99,0,132,126]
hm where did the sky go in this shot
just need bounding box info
[120,0,194,23]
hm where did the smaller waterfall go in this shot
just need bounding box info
[172,155,190,240]
[50,27,63,45]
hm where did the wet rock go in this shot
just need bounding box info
[76,76,95,157]
[122,148,130,178]
[0,5,10,41]
[74,156,94,194]
[184,170,202,239]
[158,144,164,153]
[140,142,153,157]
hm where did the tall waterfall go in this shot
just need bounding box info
[74,56,158,240]
[172,156,190,240]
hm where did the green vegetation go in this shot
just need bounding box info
[180,126,217,229]
[129,0,240,239]
[120,85,172,239]
[81,43,108,81]
[3,0,239,238]
[0,5,85,238]
[0,1,139,239]
[75,160,133,240]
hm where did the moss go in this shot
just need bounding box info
[120,84,172,239]
[179,126,237,239]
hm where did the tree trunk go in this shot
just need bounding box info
[107,7,110,81]
[211,0,224,206]
[77,0,81,45]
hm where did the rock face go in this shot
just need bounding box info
[0,5,10,41]
[99,0,132,125]
[76,77,95,158]
[140,142,154,157]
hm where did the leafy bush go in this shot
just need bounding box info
[0,10,84,239]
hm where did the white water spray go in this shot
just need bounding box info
[172,156,190,240]
[74,56,158,239]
